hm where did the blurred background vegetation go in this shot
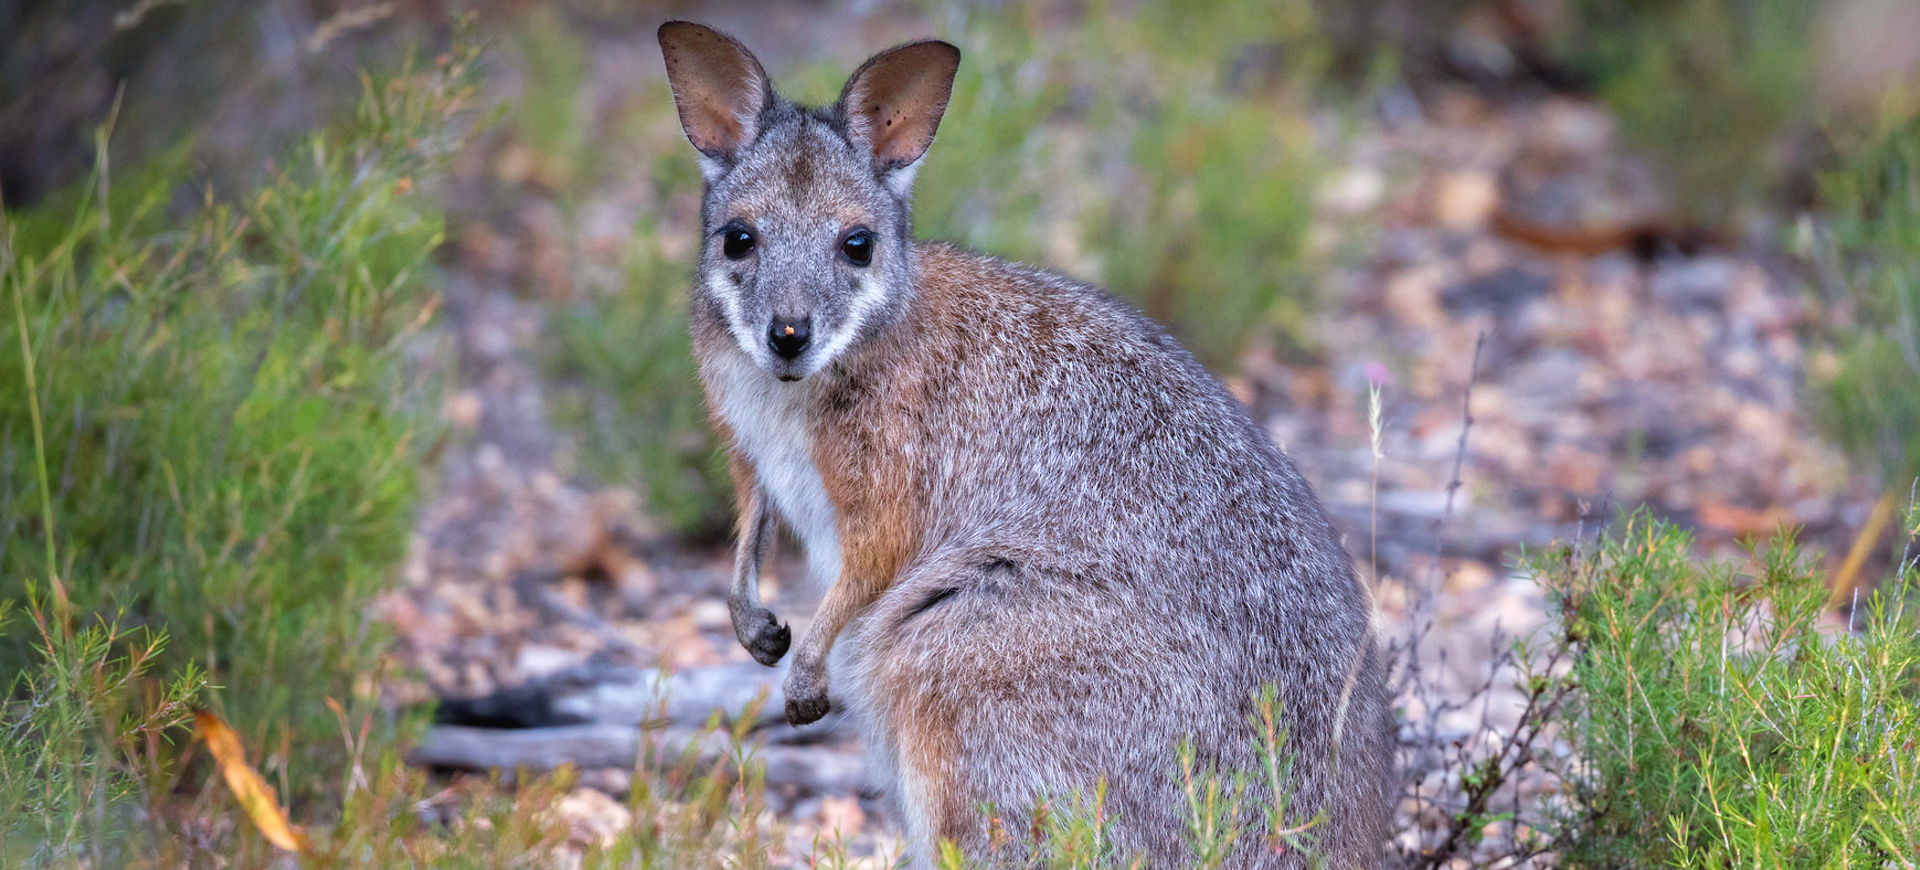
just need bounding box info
[2,0,1918,866]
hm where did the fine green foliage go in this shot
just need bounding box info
[547,214,731,538]
[0,45,477,861]
[292,694,784,870]
[1814,115,1920,486]
[915,0,1327,368]
[1540,515,1920,867]
[0,608,204,863]
[1556,0,1822,225]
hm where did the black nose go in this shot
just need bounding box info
[768,317,810,360]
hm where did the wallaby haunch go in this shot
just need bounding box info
[657,21,1391,868]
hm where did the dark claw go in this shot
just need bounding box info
[785,693,831,726]
[745,612,790,666]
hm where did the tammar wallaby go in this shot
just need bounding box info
[658,21,1391,868]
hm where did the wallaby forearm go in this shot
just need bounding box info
[726,485,789,666]
[781,567,885,724]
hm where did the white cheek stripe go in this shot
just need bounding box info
[709,272,772,369]
[804,274,887,377]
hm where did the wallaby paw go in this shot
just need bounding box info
[736,608,790,666]
[783,670,830,726]
[784,691,831,726]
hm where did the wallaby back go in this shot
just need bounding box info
[658,21,1391,869]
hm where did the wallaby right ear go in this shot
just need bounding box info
[658,21,771,172]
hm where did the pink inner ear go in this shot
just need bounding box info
[659,23,768,159]
[845,41,959,171]
[868,106,919,165]
[686,91,744,152]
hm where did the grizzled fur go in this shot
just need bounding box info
[658,21,1391,869]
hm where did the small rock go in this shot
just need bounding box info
[1321,166,1386,216]
[818,795,866,836]
[577,768,633,797]
[445,390,484,427]
[1444,561,1494,594]
[1441,266,1553,318]
[1431,171,1500,231]
[552,787,633,848]
[691,599,730,631]
[516,643,587,681]
[1385,266,1449,329]
[1530,98,1614,158]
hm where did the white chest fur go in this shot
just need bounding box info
[705,351,842,591]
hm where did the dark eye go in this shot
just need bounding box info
[721,225,756,260]
[840,228,875,266]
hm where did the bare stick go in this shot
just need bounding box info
[1393,331,1484,697]
[1392,331,1486,839]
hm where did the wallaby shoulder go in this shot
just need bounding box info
[828,243,1358,602]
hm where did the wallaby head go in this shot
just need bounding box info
[657,22,960,382]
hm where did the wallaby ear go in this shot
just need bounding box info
[839,40,961,176]
[658,21,772,169]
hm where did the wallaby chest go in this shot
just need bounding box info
[704,350,843,590]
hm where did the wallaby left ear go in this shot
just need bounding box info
[838,40,961,175]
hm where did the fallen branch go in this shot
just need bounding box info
[411,723,866,795]
[415,723,642,771]
[435,661,794,732]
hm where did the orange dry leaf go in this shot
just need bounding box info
[194,710,309,853]
[1695,500,1789,537]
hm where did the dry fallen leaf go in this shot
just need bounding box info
[194,710,309,853]
[1695,500,1791,537]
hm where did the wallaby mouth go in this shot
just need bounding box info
[764,351,810,383]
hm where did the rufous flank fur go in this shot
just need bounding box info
[657,20,1391,868]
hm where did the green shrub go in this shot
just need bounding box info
[1540,514,1920,867]
[0,45,477,860]
[1815,115,1920,486]
[546,210,733,539]
[1540,2,1920,486]
[299,698,783,870]
[915,0,1328,368]
[0,606,204,863]
[1556,0,1822,225]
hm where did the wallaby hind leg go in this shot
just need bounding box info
[852,557,1255,868]
[892,724,972,867]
